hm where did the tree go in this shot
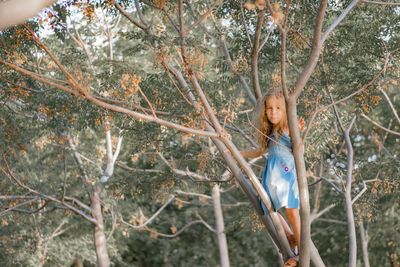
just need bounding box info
[1,0,400,266]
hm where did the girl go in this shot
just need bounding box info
[241,88,304,267]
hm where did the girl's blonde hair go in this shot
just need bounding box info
[254,87,288,152]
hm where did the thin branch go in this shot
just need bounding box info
[175,190,212,199]
[164,65,193,105]
[116,162,163,173]
[186,0,216,38]
[292,0,329,99]
[321,0,359,45]
[3,103,34,118]
[311,175,343,194]
[195,212,216,232]
[310,204,336,222]
[0,155,97,224]
[251,8,265,100]
[157,152,211,181]
[0,195,38,200]
[360,0,400,5]
[361,113,400,136]
[352,176,380,205]
[0,76,54,93]
[114,2,147,30]
[224,123,258,148]
[161,5,180,33]
[183,0,219,36]
[23,25,83,92]
[258,26,274,53]
[383,119,392,144]
[120,195,175,229]
[145,219,216,238]
[329,92,345,131]
[302,94,320,143]
[379,88,400,126]
[220,36,256,105]
[222,201,250,207]
[107,205,117,241]
[0,60,76,95]
[240,0,252,47]
[62,196,91,212]
[279,0,292,97]
[134,0,148,28]
[0,198,39,216]
[315,218,347,225]
[52,222,78,239]
[67,134,91,192]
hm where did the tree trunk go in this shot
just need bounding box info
[344,193,357,267]
[286,97,312,267]
[212,184,230,267]
[91,185,110,267]
[344,128,357,267]
[359,220,370,267]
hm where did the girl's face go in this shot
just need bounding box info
[265,95,285,125]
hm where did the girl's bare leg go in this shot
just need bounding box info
[278,213,297,250]
[286,208,301,252]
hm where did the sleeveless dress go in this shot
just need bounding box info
[261,131,299,214]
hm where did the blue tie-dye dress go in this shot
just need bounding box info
[261,131,299,214]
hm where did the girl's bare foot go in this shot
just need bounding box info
[283,255,299,267]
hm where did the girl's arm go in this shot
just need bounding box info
[240,148,263,158]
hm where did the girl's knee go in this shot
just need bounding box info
[285,208,300,219]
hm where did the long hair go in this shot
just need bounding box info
[254,88,288,152]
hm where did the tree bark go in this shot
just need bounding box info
[359,220,370,267]
[342,118,357,267]
[212,184,230,267]
[91,186,110,267]
[286,97,312,267]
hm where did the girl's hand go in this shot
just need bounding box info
[298,117,305,131]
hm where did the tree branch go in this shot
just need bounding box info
[145,219,216,238]
[292,0,328,100]
[360,0,400,5]
[0,198,40,216]
[220,36,256,105]
[240,0,253,47]
[184,0,219,36]
[251,9,265,100]
[361,113,400,136]
[0,155,97,224]
[321,0,360,45]
[310,204,336,222]
[175,190,212,199]
[120,195,175,229]
[379,88,400,126]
